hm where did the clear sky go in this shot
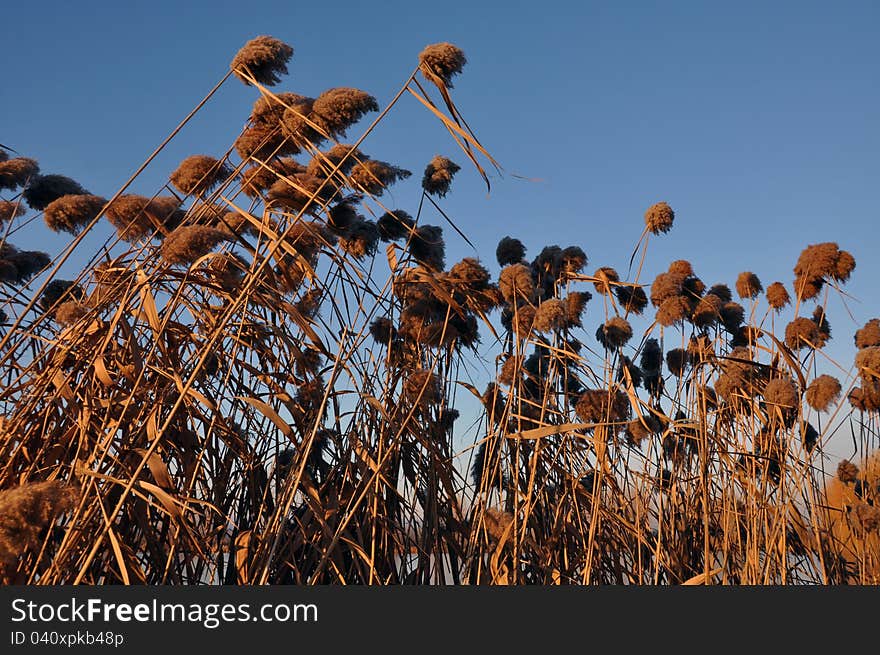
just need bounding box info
[3,0,878,459]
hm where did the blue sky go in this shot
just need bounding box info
[3,1,878,459]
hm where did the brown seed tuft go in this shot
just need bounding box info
[0,157,40,192]
[409,225,445,270]
[377,210,415,242]
[596,316,633,348]
[312,88,379,138]
[105,195,181,242]
[418,43,467,87]
[240,158,306,197]
[533,299,567,333]
[0,480,79,565]
[403,369,442,407]
[513,305,536,336]
[650,272,685,307]
[54,301,89,325]
[784,316,821,350]
[421,155,460,198]
[496,237,526,266]
[656,296,691,326]
[855,319,880,350]
[706,284,732,303]
[230,35,294,86]
[593,266,619,295]
[23,174,87,211]
[43,194,107,234]
[349,160,411,196]
[575,388,631,426]
[720,301,745,333]
[369,317,397,344]
[666,348,690,377]
[644,201,674,235]
[735,271,763,299]
[565,291,592,327]
[837,460,860,484]
[449,258,490,291]
[692,293,723,329]
[498,264,535,304]
[765,282,790,311]
[306,144,365,177]
[764,376,799,412]
[615,285,648,315]
[39,280,83,314]
[170,155,231,195]
[668,260,693,277]
[339,220,380,260]
[805,374,842,412]
[0,200,26,224]
[160,226,228,266]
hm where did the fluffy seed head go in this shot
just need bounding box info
[575,388,631,425]
[794,242,840,280]
[421,155,460,198]
[349,160,411,196]
[498,264,535,304]
[418,43,467,87]
[339,220,380,259]
[640,339,663,374]
[805,375,842,412]
[533,299,567,332]
[0,480,78,565]
[403,369,442,407]
[561,246,588,275]
[0,200,26,224]
[230,35,294,86]
[837,460,859,484]
[812,306,831,348]
[765,282,790,311]
[39,280,83,314]
[312,88,379,138]
[170,155,231,195]
[496,237,526,266]
[43,194,107,234]
[593,267,619,295]
[449,258,490,290]
[720,302,745,333]
[376,210,415,242]
[656,296,691,326]
[267,173,334,213]
[855,319,880,350]
[692,293,723,329]
[615,285,648,315]
[369,317,397,344]
[409,225,445,270]
[565,291,591,327]
[668,260,693,277]
[855,347,880,381]
[650,272,685,307]
[513,305,536,336]
[240,158,306,197]
[23,174,86,210]
[54,301,89,325]
[306,144,364,177]
[105,195,181,242]
[794,274,823,301]
[596,317,633,348]
[785,317,821,350]
[160,226,228,266]
[736,271,763,299]
[644,201,674,235]
[666,348,690,376]
[833,250,856,282]
[233,122,295,160]
[0,157,40,191]
[706,284,732,303]
[764,376,799,412]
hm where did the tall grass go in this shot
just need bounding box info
[0,36,877,585]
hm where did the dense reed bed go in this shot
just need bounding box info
[0,36,877,585]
